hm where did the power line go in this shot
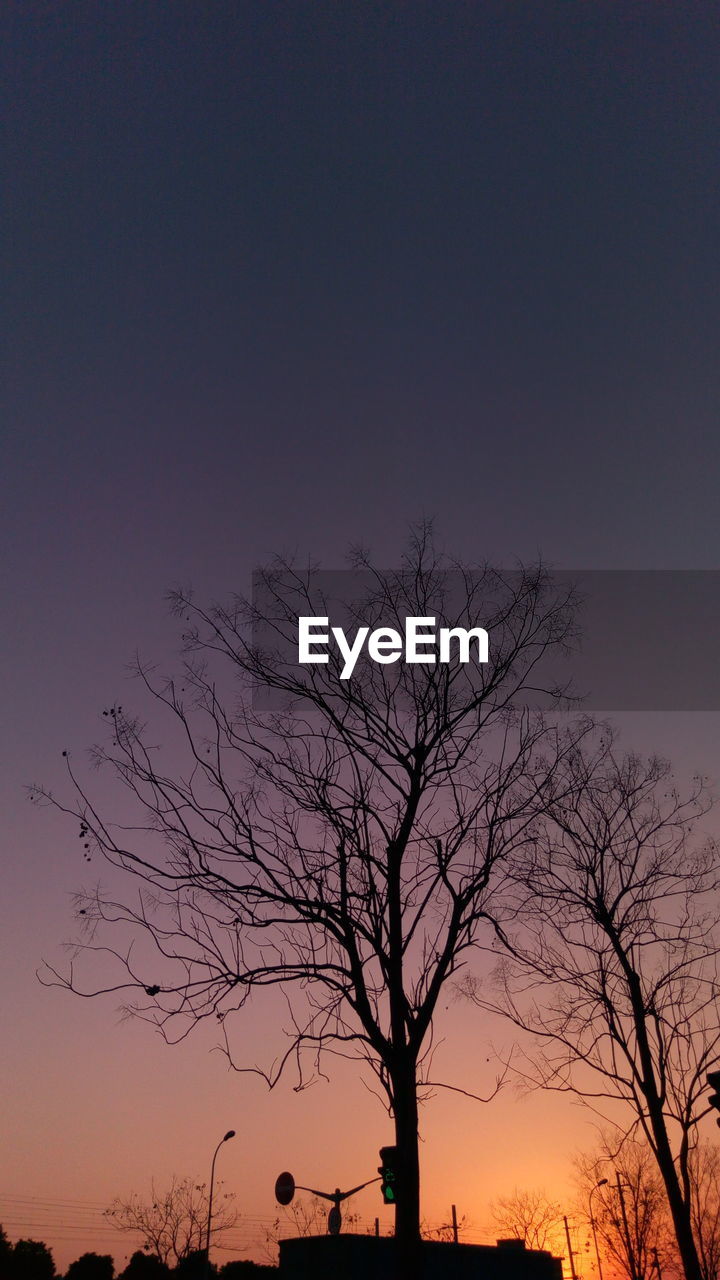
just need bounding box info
[0,1195,110,1211]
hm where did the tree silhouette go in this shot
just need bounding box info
[0,1227,12,1269]
[40,528,581,1261]
[490,1188,564,1252]
[172,1252,210,1280]
[10,1240,55,1280]
[468,736,720,1280]
[105,1178,236,1267]
[117,1254,170,1280]
[688,1142,720,1280]
[574,1135,673,1280]
[218,1263,276,1278]
[65,1254,114,1280]
[262,1194,359,1264]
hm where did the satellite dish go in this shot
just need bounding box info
[327,1205,342,1235]
[275,1171,295,1205]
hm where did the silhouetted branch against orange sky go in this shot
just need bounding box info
[36,525,590,1256]
[574,1133,676,1280]
[464,736,720,1280]
[105,1176,237,1266]
[490,1187,564,1252]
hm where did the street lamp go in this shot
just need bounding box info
[204,1129,235,1278]
[589,1178,609,1280]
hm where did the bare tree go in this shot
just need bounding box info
[466,736,720,1280]
[261,1195,359,1264]
[490,1188,565,1252]
[423,1209,469,1243]
[574,1136,674,1280]
[105,1177,237,1267]
[38,529,581,1260]
[688,1142,720,1280]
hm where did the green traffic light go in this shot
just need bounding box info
[379,1144,399,1206]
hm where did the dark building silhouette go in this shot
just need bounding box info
[279,1235,565,1280]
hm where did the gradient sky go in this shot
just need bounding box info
[3,3,720,1272]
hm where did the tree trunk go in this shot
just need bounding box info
[604,932,705,1280]
[385,811,422,1273]
[647,1107,702,1280]
[392,1054,421,1277]
[621,963,703,1280]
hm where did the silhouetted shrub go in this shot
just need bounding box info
[171,1253,212,1280]
[10,1239,56,1280]
[118,1254,170,1280]
[218,1264,277,1277]
[65,1254,114,1280]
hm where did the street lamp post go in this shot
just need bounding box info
[589,1178,609,1280]
[204,1129,235,1279]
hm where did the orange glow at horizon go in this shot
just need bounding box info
[1,958,691,1274]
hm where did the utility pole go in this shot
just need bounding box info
[564,1216,578,1280]
[589,1179,608,1280]
[616,1175,639,1280]
[451,1205,459,1244]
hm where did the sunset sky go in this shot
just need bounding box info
[4,4,720,1273]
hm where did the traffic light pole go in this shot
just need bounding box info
[706,1070,720,1125]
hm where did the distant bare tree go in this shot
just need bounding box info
[688,1143,720,1280]
[574,1136,674,1280]
[38,527,583,1263]
[422,1209,469,1243]
[105,1177,237,1266]
[261,1195,359,1265]
[490,1188,564,1251]
[466,736,720,1280]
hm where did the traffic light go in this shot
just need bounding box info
[378,1145,398,1205]
[707,1071,720,1124]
